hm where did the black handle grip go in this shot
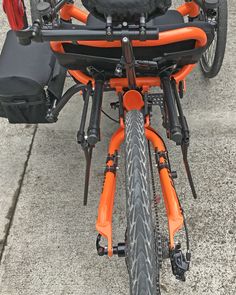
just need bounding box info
[161,76,182,145]
[87,78,104,146]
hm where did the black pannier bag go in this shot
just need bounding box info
[82,0,172,23]
[0,30,66,124]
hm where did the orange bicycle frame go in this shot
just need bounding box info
[51,1,204,256]
[96,90,184,256]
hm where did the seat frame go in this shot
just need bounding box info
[52,10,214,77]
[49,1,214,91]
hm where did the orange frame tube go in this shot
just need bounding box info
[96,91,183,256]
[145,127,184,249]
[60,4,88,23]
[96,128,125,257]
[177,1,200,18]
[96,124,184,256]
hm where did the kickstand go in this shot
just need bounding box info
[77,82,94,206]
[83,145,94,206]
[181,144,198,200]
[171,79,198,200]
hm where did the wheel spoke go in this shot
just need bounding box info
[201,6,221,71]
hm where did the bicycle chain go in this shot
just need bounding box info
[148,141,163,294]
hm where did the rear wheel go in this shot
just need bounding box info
[200,0,228,78]
[125,110,160,295]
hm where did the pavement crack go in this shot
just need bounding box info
[0,125,38,264]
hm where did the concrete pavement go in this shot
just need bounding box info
[0,1,235,294]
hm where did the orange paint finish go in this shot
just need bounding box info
[97,124,184,256]
[69,70,95,86]
[60,4,88,23]
[96,127,125,257]
[177,2,200,18]
[145,115,150,127]
[50,41,64,53]
[110,76,160,89]
[145,127,184,249]
[159,171,184,248]
[174,64,196,82]
[96,172,116,257]
[123,90,144,111]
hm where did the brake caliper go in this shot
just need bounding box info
[170,243,191,281]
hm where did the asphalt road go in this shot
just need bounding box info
[0,1,235,294]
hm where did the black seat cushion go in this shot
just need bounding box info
[82,0,172,23]
[86,9,184,29]
[54,11,215,76]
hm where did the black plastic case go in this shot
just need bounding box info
[0,30,66,123]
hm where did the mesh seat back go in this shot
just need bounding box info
[82,0,172,23]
